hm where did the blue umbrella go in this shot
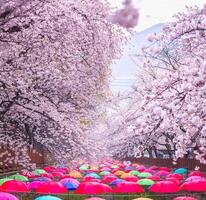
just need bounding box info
[174,168,188,174]
[85,173,100,179]
[64,182,79,190]
[109,179,125,186]
[35,196,62,200]
[32,177,52,182]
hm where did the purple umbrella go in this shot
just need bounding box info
[0,192,19,200]
[28,181,44,190]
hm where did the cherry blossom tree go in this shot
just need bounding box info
[0,0,124,168]
[106,5,206,163]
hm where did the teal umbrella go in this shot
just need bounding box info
[35,196,62,200]
[174,168,188,174]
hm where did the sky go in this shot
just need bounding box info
[109,0,205,32]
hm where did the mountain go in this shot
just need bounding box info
[110,23,165,93]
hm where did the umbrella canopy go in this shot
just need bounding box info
[188,171,204,177]
[51,172,64,178]
[0,192,19,200]
[33,177,52,182]
[85,173,100,179]
[138,179,154,186]
[79,165,89,171]
[109,179,124,186]
[147,175,161,181]
[130,170,140,176]
[0,178,13,186]
[185,176,206,182]
[40,173,54,180]
[59,178,79,185]
[75,182,111,194]
[64,182,79,190]
[35,196,62,200]
[1,180,29,193]
[138,172,152,178]
[124,175,138,182]
[180,180,206,192]
[99,171,110,176]
[43,166,56,173]
[9,175,28,182]
[68,171,82,178]
[114,170,125,176]
[149,166,159,170]
[28,181,44,190]
[102,175,117,184]
[36,182,68,194]
[173,197,197,200]
[175,168,188,174]
[113,181,144,193]
[159,167,171,172]
[149,181,179,193]
[155,170,169,177]
[137,166,146,172]
[35,169,46,175]
[167,174,183,180]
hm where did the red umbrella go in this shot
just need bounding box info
[102,175,117,184]
[40,173,54,179]
[188,171,204,177]
[36,182,68,194]
[173,197,197,200]
[1,180,29,193]
[167,174,183,180]
[75,182,111,194]
[44,166,56,173]
[149,166,159,170]
[124,176,138,182]
[149,181,179,193]
[113,181,144,193]
[159,167,171,172]
[148,175,161,181]
[52,172,64,178]
[180,179,206,192]
[0,192,19,200]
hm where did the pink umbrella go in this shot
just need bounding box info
[137,166,146,172]
[52,172,64,178]
[0,192,19,200]
[148,175,161,181]
[156,170,170,177]
[124,176,138,182]
[102,175,117,184]
[1,180,29,193]
[28,181,44,190]
[149,166,159,170]
[185,176,206,182]
[113,181,144,193]
[159,167,171,172]
[60,178,79,185]
[44,166,56,173]
[149,181,179,193]
[173,197,197,200]
[167,174,183,180]
[188,171,204,177]
[40,173,54,179]
[165,178,180,185]
[144,169,155,174]
[36,182,68,194]
[180,179,206,192]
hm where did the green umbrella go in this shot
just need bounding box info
[79,165,89,171]
[111,165,118,169]
[130,170,140,176]
[99,171,110,176]
[138,178,154,186]
[138,172,152,178]
[10,174,28,182]
[35,169,46,175]
[0,178,13,185]
[174,168,188,174]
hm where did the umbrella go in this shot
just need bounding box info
[43,166,56,173]
[109,179,124,186]
[35,196,62,200]
[137,166,146,172]
[113,181,144,193]
[188,171,204,177]
[138,179,154,186]
[51,172,64,178]
[75,182,111,194]
[0,178,13,186]
[1,180,29,193]
[130,170,140,176]
[85,198,106,200]
[82,177,101,183]
[85,173,100,179]
[138,172,152,178]
[155,170,169,177]
[36,182,68,194]
[64,182,78,190]
[0,192,19,200]
[114,170,125,176]
[68,171,82,178]
[124,175,138,182]
[102,175,117,184]
[99,171,110,176]
[120,173,132,179]
[59,178,79,185]
[167,174,183,180]
[40,173,54,179]
[33,177,52,182]
[79,165,89,171]
[165,178,180,185]
[149,181,179,193]
[35,169,46,175]
[185,176,206,182]
[173,197,197,200]
[28,181,44,190]
[159,167,171,172]
[175,168,188,174]
[180,179,206,192]
[147,175,161,181]
[9,174,28,182]
[149,166,159,170]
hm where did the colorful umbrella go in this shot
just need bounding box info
[113,181,144,193]
[167,174,183,180]
[33,177,52,182]
[188,171,204,177]
[35,196,62,200]
[69,171,82,178]
[155,170,169,177]
[59,178,79,185]
[138,179,154,186]
[180,180,206,192]
[35,169,46,175]
[137,166,146,172]
[138,172,152,178]
[109,179,124,186]
[130,170,140,176]
[9,174,28,182]
[147,175,161,181]
[1,180,29,193]
[99,171,110,176]
[185,176,206,182]
[159,167,171,172]
[75,182,111,194]
[64,182,78,190]
[43,166,56,173]
[28,181,44,190]
[85,173,100,179]
[173,197,197,200]
[174,168,188,174]
[36,182,68,194]
[149,181,179,193]
[149,166,159,170]
[124,175,138,182]
[0,192,19,200]
[102,175,117,184]
[51,172,64,178]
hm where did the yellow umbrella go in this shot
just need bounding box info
[120,173,131,179]
[69,171,82,178]
[114,170,125,176]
